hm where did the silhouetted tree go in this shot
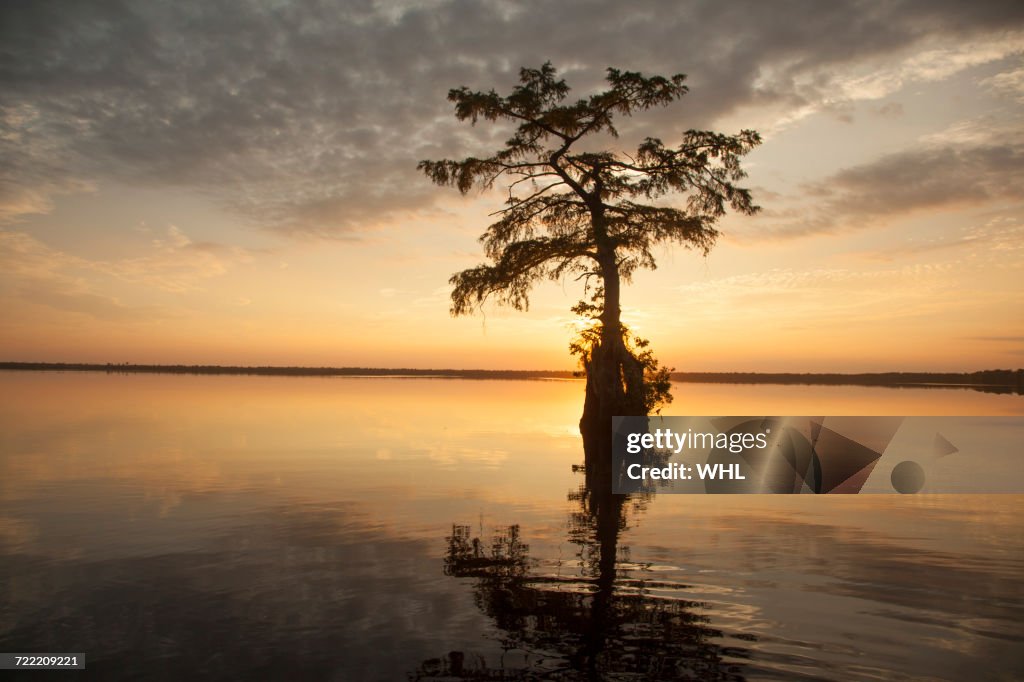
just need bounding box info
[420,63,760,441]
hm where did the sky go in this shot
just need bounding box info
[1,0,1022,372]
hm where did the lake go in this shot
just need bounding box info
[0,372,1021,680]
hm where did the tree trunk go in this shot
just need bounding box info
[579,250,647,456]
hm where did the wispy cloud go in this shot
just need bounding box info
[754,31,1024,134]
[752,127,1024,239]
[668,263,973,325]
[848,216,1024,261]
[0,226,253,319]
[982,62,1024,102]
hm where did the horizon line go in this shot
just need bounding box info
[1,362,1020,390]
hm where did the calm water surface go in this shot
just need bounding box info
[0,373,1021,680]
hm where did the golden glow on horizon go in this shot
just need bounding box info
[1,199,1020,372]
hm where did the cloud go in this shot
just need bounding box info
[14,286,162,322]
[757,132,1024,238]
[0,228,168,321]
[668,263,969,325]
[1,0,1022,236]
[965,335,1024,357]
[0,226,251,319]
[850,216,1024,261]
[982,63,1024,102]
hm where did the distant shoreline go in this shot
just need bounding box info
[1,362,1020,394]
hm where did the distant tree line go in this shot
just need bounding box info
[0,362,572,380]
[671,370,1023,393]
[0,362,1020,393]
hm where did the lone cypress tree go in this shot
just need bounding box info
[419,63,760,444]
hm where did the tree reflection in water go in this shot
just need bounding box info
[409,441,752,681]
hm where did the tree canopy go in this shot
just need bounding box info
[419,62,761,318]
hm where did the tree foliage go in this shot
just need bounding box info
[568,290,673,414]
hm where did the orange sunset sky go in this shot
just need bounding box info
[1,1,1022,372]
